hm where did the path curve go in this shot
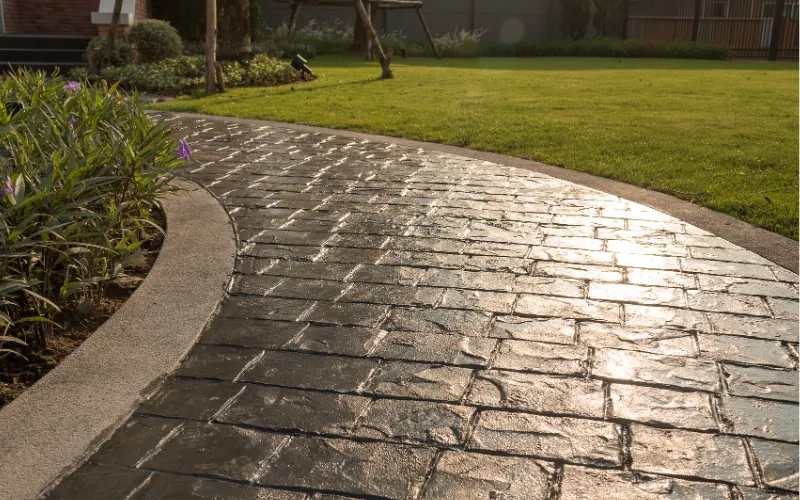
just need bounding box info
[46,114,798,499]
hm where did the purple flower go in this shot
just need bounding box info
[63,81,81,92]
[2,176,15,203]
[174,138,191,161]
[68,117,77,127]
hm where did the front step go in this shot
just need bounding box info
[0,35,91,72]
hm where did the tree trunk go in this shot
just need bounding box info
[206,0,218,94]
[218,0,252,59]
[351,3,378,54]
[104,0,124,68]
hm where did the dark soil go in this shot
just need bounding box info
[0,232,163,409]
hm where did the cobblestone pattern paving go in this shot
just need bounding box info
[50,115,799,499]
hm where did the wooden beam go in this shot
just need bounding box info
[415,6,440,59]
[206,0,218,94]
[353,0,392,78]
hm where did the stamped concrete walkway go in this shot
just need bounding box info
[49,115,798,499]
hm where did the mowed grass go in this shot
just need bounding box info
[153,56,799,239]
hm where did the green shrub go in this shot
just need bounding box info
[0,69,183,357]
[514,38,730,60]
[96,55,299,95]
[85,36,134,73]
[128,19,184,63]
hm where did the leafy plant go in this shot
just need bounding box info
[0,69,183,357]
[85,36,134,73]
[128,19,184,63]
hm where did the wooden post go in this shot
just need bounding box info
[353,0,392,78]
[206,0,218,94]
[416,6,440,59]
[769,0,786,61]
[288,2,302,36]
[470,0,476,32]
[691,0,702,42]
[104,0,124,68]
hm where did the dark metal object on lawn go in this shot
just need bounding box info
[291,54,313,76]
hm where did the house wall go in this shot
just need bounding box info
[258,0,565,42]
[2,0,98,35]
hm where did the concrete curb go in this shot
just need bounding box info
[0,181,236,500]
[167,112,798,273]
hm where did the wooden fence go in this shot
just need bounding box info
[627,0,799,60]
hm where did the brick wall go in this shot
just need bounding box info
[3,0,98,35]
[2,0,151,35]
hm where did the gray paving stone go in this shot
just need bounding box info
[318,247,387,265]
[47,464,149,500]
[559,466,731,499]
[341,283,442,307]
[738,487,800,499]
[592,348,721,392]
[681,259,775,280]
[133,473,305,500]
[624,304,710,332]
[439,288,516,313]
[708,313,799,342]
[138,379,241,420]
[470,411,622,466]
[463,255,533,274]
[418,269,515,291]
[385,307,492,336]
[467,370,605,417]
[698,275,798,299]
[239,243,321,260]
[177,345,263,380]
[303,301,388,327]
[217,385,369,435]
[348,264,426,286]
[768,298,799,320]
[364,361,473,401]
[489,315,577,344]
[687,291,771,317]
[372,331,495,366]
[697,334,794,368]
[356,399,475,445]
[528,247,616,266]
[515,295,621,322]
[142,422,287,482]
[513,276,586,298]
[467,220,543,245]
[606,240,688,257]
[750,439,799,492]
[626,269,698,289]
[690,247,772,265]
[240,350,378,392]
[718,396,798,442]
[493,340,588,375]
[200,319,304,348]
[724,365,799,402]
[379,250,468,269]
[534,262,623,282]
[578,323,696,357]
[229,275,285,295]
[284,324,380,356]
[544,235,604,251]
[589,283,686,307]
[616,253,681,271]
[220,296,314,322]
[421,451,553,500]
[609,384,717,431]
[263,261,356,280]
[464,241,530,258]
[629,424,754,485]
[258,436,435,498]
[383,236,466,253]
[268,278,347,301]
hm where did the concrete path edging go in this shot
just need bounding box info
[169,112,798,273]
[0,181,236,500]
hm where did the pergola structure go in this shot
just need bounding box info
[284,0,441,59]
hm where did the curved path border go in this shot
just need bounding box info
[174,112,799,273]
[0,181,236,500]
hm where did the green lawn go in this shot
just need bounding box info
[153,56,799,239]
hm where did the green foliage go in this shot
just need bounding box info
[0,69,183,358]
[85,36,134,73]
[95,55,300,95]
[151,0,206,42]
[512,38,731,60]
[128,19,184,63]
[560,0,593,40]
[592,0,627,38]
